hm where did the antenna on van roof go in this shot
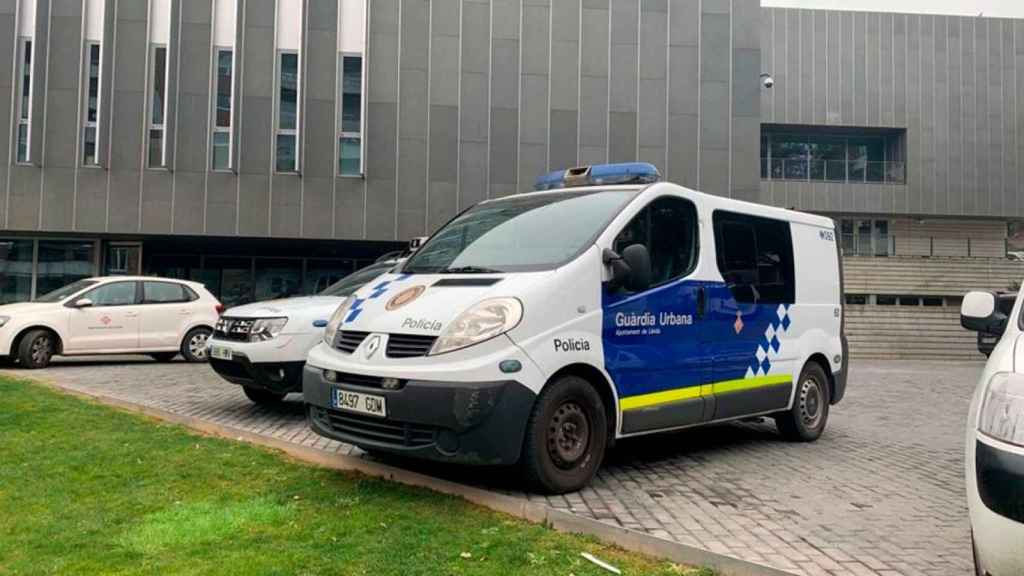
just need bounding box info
[534,162,661,191]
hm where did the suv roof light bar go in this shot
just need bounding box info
[534,162,661,191]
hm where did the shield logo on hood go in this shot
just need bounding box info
[385,285,426,311]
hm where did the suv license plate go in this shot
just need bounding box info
[209,345,233,361]
[332,388,387,418]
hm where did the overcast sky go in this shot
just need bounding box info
[762,0,1024,19]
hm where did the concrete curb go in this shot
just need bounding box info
[18,373,795,576]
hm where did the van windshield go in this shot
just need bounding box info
[35,279,98,303]
[403,189,638,274]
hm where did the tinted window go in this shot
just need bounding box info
[613,196,698,289]
[321,262,394,297]
[36,279,99,303]
[143,282,188,303]
[84,282,138,306]
[713,211,794,304]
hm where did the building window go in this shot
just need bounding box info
[212,48,234,171]
[82,42,102,166]
[0,240,35,303]
[337,54,362,176]
[844,294,868,305]
[275,51,299,173]
[36,241,97,298]
[148,45,168,167]
[840,219,891,257]
[16,38,32,164]
[760,125,906,184]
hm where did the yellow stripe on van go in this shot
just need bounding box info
[620,374,792,411]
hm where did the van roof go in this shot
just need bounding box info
[499,182,835,229]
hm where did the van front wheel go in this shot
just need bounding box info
[521,375,607,494]
[775,362,830,441]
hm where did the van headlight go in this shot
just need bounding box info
[978,372,1024,447]
[249,318,288,342]
[323,296,355,345]
[429,297,523,356]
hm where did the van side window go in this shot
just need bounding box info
[713,211,795,304]
[143,281,189,304]
[613,197,698,289]
[83,281,139,306]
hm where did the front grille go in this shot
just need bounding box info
[332,372,406,390]
[386,334,437,358]
[214,317,254,342]
[318,407,437,448]
[334,330,370,354]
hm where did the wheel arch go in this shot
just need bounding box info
[11,325,64,356]
[547,362,619,444]
[803,352,835,404]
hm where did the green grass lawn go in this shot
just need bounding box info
[0,377,711,576]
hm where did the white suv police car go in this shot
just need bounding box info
[207,259,403,404]
[303,163,847,493]
[960,290,1024,576]
[0,276,221,368]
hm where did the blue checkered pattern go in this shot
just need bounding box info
[342,273,412,325]
[747,303,792,377]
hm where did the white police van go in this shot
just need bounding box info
[303,163,847,493]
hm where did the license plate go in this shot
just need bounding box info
[332,388,387,418]
[209,345,233,361]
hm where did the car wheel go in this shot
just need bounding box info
[180,327,213,363]
[17,329,57,369]
[242,386,287,404]
[775,361,830,442]
[521,375,607,494]
[149,352,178,363]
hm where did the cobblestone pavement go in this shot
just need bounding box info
[11,357,981,576]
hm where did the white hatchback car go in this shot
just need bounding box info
[0,276,222,369]
[960,289,1024,576]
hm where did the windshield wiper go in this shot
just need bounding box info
[441,266,503,274]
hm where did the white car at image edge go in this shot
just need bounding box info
[206,259,403,404]
[0,276,222,369]
[960,289,1024,576]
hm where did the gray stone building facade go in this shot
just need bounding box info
[2,0,1023,357]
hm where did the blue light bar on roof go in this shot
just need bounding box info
[533,162,662,191]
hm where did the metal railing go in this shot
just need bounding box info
[761,158,906,184]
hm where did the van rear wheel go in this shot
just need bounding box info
[521,375,607,494]
[775,362,830,441]
[17,329,57,369]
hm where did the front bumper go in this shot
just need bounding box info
[303,364,536,465]
[970,436,1024,576]
[210,353,305,394]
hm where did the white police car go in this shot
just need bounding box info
[960,290,1024,575]
[303,163,847,493]
[207,259,402,404]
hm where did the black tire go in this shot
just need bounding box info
[521,375,608,494]
[242,386,287,404]
[150,352,178,363]
[775,361,830,442]
[17,329,58,369]
[180,327,213,363]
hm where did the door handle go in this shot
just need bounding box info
[696,286,706,318]
[125,312,139,318]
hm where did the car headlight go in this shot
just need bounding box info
[978,372,1024,447]
[429,297,523,356]
[249,318,288,342]
[323,296,355,345]
[0,316,9,328]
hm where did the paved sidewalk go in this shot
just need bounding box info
[11,358,981,576]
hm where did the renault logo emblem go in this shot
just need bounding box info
[364,335,382,359]
[386,285,426,311]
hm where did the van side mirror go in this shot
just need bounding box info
[961,291,1008,335]
[603,245,652,292]
[72,298,94,308]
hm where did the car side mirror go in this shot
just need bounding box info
[961,291,1008,335]
[603,245,652,292]
[73,298,94,308]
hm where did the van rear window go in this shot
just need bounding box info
[713,211,795,304]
